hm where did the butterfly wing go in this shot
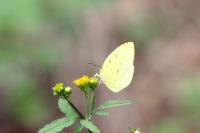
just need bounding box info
[100,42,135,92]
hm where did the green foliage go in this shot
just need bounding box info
[27,44,63,69]
[8,77,49,126]
[74,123,84,133]
[0,0,111,34]
[58,98,79,118]
[43,0,111,34]
[0,43,63,126]
[95,111,109,116]
[151,119,185,133]
[38,117,76,133]
[96,100,132,110]
[80,120,101,133]
[0,0,45,32]
[181,77,200,113]
[39,96,132,132]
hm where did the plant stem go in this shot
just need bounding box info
[90,91,96,119]
[85,93,89,119]
[63,93,93,133]
[62,94,84,119]
[84,92,93,133]
[68,100,85,119]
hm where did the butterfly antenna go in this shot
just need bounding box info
[88,63,104,84]
[88,63,100,69]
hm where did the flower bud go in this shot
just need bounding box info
[53,83,64,96]
[89,77,98,90]
[64,87,72,94]
[130,128,142,133]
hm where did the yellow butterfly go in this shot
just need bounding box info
[99,42,135,92]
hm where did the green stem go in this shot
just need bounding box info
[62,93,93,133]
[90,91,96,119]
[84,92,93,133]
[62,94,84,119]
[68,100,84,119]
[85,93,89,119]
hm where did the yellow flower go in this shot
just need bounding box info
[53,83,64,95]
[74,75,99,92]
[73,75,90,87]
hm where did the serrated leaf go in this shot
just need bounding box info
[80,120,100,133]
[74,122,84,133]
[95,111,109,116]
[96,100,132,110]
[58,98,79,118]
[38,117,76,133]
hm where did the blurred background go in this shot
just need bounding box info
[0,0,200,132]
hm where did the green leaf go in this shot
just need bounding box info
[74,122,84,133]
[95,111,109,116]
[96,100,132,110]
[38,117,76,133]
[58,98,79,118]
[80,120,101,133]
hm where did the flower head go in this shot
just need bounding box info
[73,75,98,92]
[53,83,64,96]
[74,75,89,87]
[52,83,72,99]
